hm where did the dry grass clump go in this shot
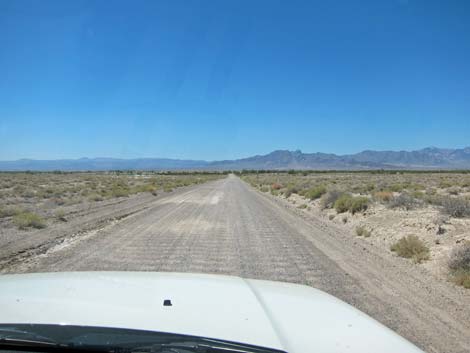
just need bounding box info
[355,226,372,237]
[13,211,46,230]
[0,205,22,218]
[304,185,327,200]
[448,242,470,289]
[390,235,430,263]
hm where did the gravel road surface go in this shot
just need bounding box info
[2,175,470,353]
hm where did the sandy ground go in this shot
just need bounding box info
[284,193,470,280]
[1,175,470,353]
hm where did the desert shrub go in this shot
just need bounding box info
[450,270,470,289]
[374,191,393,203]
[390,235,430,263]
[440,197,470,218]
[389,193,417,210]
[334,194,369,214]
[55,209,67,222]
[21,189,36,198]
[111,187,129,197]
[448,187,461,196]
[328,214,335,220]
[284,184,300,198]
[163,186,173,193]
[260,186,269,193]
[305,185,327,200]
[388,183,406,192]
[297,204,307,209]
[411,190,425,199]
[52,197,65,205]
[0,206,22,218]
[334,194,352,213]
[271,183,282,190]
[448,242,470,272]
[439,180,453,189]
[13,211,46,230]
[320,190,344,209]
[356,226,372,237]
[349,196,369,214]
[271,189,280,196]
[342,216,348,223]
[89,193,104,202]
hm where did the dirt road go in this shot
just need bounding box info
[2,175,470,353]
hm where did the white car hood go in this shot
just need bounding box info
[0,272,423,353]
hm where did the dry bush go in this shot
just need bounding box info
[374,191,393,203]
[320,190,344,209]
[448,242,470,288]
[440,197,470,218]
[271,183,282,190]
[284,184,300,198]
[13,211,46,230]
[449,242,470,272]
[448,187,461,195]
[390,235,430,263]
[88,193,104,202]
[389,193,417,210]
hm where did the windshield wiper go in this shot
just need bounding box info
[132,340,279,353]
[0,336,111,353]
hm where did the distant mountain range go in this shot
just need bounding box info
[1,147,470,171]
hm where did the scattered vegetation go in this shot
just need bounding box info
[390,235,430,263]
[13,211,46,230]
[448,242,470,289]
[0,171,225,231]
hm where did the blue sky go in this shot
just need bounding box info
[1,0,469,161]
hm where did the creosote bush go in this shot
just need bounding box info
[334,194,369,214]
[390,235,430,263]
[304,185,327,200]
